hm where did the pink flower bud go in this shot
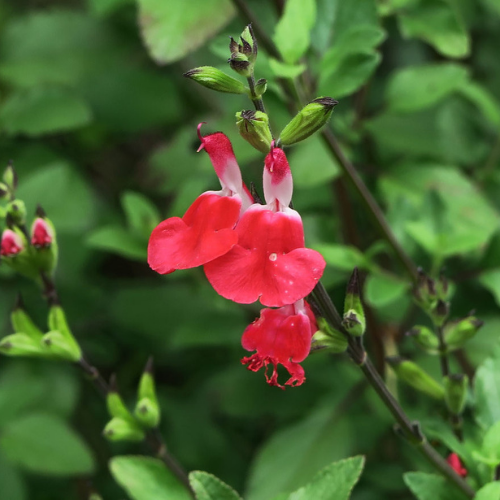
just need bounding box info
[1,229,24,256]
[447,453,467,477]
[31,218,53,248]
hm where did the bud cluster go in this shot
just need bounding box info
[103,359,161,443]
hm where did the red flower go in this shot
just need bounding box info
[1,229,24,257]
[204,146,325,307]
[148,125,252,274]
[241,299,318,388]
[447,453,467,477]
[31,218,53,248]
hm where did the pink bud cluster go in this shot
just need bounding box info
[148,125,325,388]
[1,218,52,257]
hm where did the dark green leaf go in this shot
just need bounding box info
[189,471,242,500]
[121,191,161,240]
[365,273,409,308]
[87,226,147,261]
[403,472,468,500]
[0,413,94,475]
[137,0,235,64]
[0,455,26,500]
[110,456,191,500]
[474,346,500,429]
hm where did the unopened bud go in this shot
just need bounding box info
[134,357,160,428]
[444,316,483,350]
[30,213,58,275]
[107,376,135,421]
[6,199,26,226]
[431,299,449,327]
[0,333,48,358]
[103,417,145,442]
[1,229,25,257]
[31,217,53,248]
[0,228,38,278]
[387,356,445,400]
[447,453,467,477]
[278,97,338,146]
[236,110,273,153]
[47,306,80,359]
[443,374,468,415]
[11,298,44,340]
[406,326,439,353]
[414,268,438,312]
[342,268,365,336]
[42,330,81,361]
[239,25,257,63]
[311,319,348,353]
[228,25,258,76]
[254,78,267,97]
[184,66,247,94]
[0,182,9,200]
[3,162,18,191]
[228,53,251,76]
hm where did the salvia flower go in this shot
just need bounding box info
[204,146,325,307]
[148,124,252,275]
[241,299,317,388]
[31,218,53,248]
[1,229,24,257]
[447,453,467,477]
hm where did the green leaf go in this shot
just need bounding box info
[110,455,191,500]
[0,86,92,136]
[87,226,147,261]
[89,0,134,17]
[386,63,469,113]
[458,81,500,127]
[398,0,470,59]
[319,52,381,99]
[137,0,235,64]
[404,472,468,500]
[121,191,161,240]
[0,455,26,500]
[479,269,500,307]
[365,273,409,308]
[474,347,500,429]
[287,456,365,500]
[269,59,307,79]
[475,482,500,500]
[273,0,316,64]
[482,421,500,463]
[189,471,242,500]
[0,413,94,475]
[314,244,368,271]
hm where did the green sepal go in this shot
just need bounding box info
[42,330,81,361]
[103,417,145,442]
[342,268,366,337]
[134,397,160,428]
[413,269,438,312]
[184,66,247,94]
[6,199,26,226]
[444,316,483,350]
[278,97,338,146]
[107,390,135,422]
[11,300,44,340]
[387,357,445,400]
[0,182,9,200]
[47,305,81,359]
[430,299,449,327]
[310,321,348,354]
[406,325,439,353]
[236,110,273,153]
[3,162,18,191]
[443,374,468,415]
[0,333,49,358]
[89,494,103,500]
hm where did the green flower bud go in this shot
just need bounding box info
[413,269,438,312]
[3,162,18,191]
[103,417,145,442]
[387,356,445,400]
[107,376,136,422]
[342,268,366,337]
[278,97,338,146]
[311,319,348,353]
[0,333,48,358]
[11,296,44,340]
[406,325,439,353]
[0,182,9,200]
[42,330,81,361]
[239,24,257,63]
[443,374,468,415]
[228,25,258,76]
[47,306,81,360]
[134,357,161,428]
[444,316,483,350]
[254,78,267,97]
[184,66,247,94]
[236,110,273,153]
[430,299,449,327]
[31,207,58,276]
[6,199,26,226]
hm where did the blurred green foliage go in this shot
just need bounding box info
[2,0,500,499]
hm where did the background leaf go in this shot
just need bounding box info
[474,346,500,429]
[403,472,468,500]
[189,471,242,500]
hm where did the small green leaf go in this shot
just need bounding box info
[287,456,365,500]
[269,59,307,79]
[137,0,235,64]
[458,81,500,127]
[87,226,147,261]
[365,273,409,308]
[314,244,368,271]
[110,456,191,500]
[482,421,500,464]
[0,87,92,136]
[479,269,500,308]
[273,0,316,64]
[398,0,470,59]
[0,413,94,475]
[121,191,160,240]
[475,481,500,500]
[474,347,500,429]
[404,472,468,500]
[189,471,242,500]
[386,63,469,113]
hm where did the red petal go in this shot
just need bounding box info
[204,208,325,306]
[148,193,240,274]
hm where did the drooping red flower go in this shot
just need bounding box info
[31,218,53,248]
[148,125,252,275]
[204,146,325,307]
[241,299,318,388]
[1,229,24,257]
[447,453,467,477]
